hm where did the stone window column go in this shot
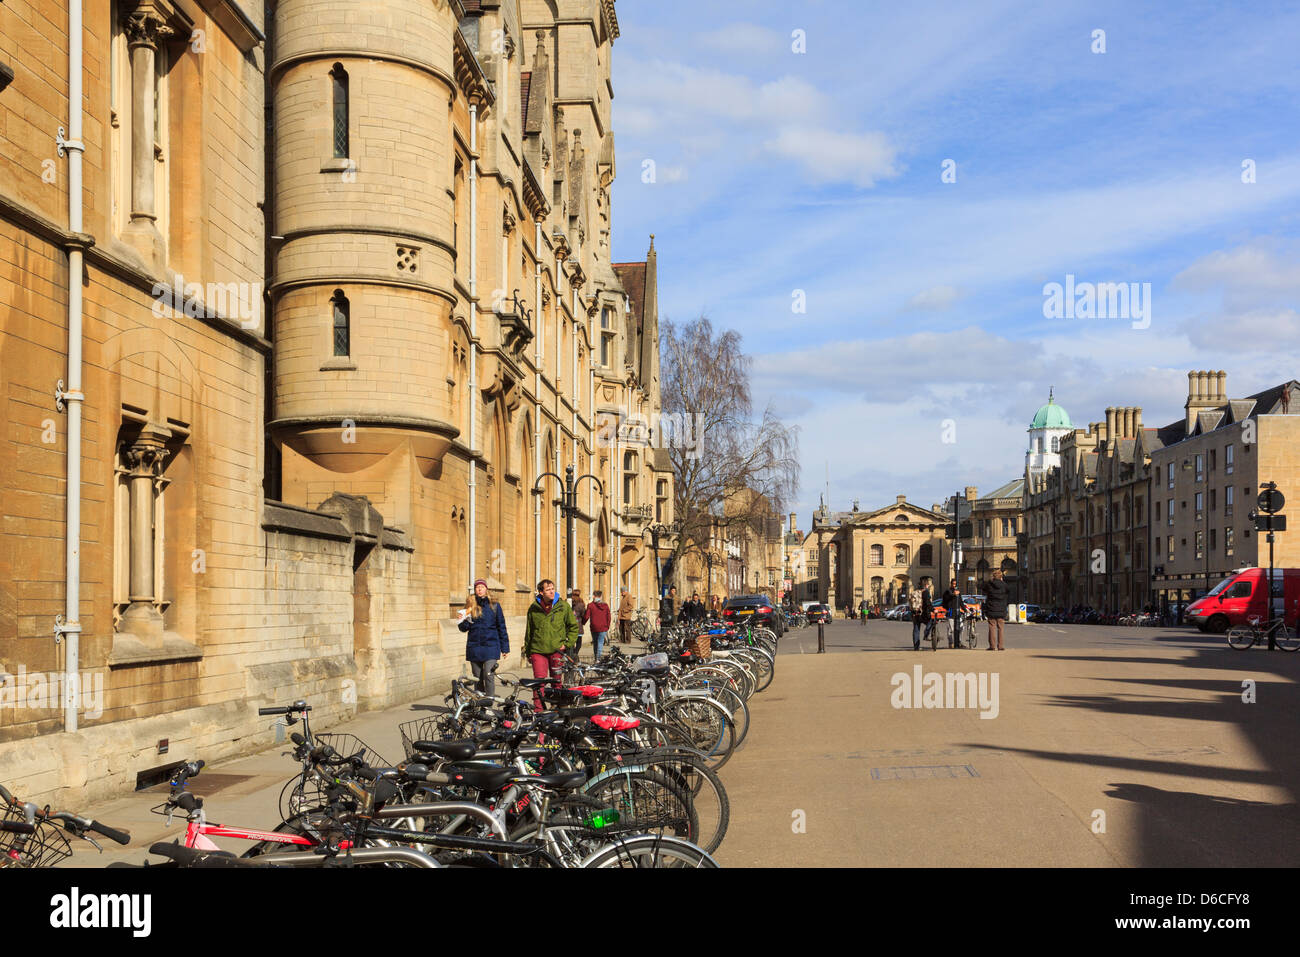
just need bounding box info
[122,5,173,266]
[118,430,169,639]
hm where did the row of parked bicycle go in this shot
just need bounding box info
[0,619,778,869]
[1032,607,1163,625]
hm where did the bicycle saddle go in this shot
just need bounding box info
[410,739,478,761]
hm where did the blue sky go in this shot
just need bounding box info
[609,0,1300,522]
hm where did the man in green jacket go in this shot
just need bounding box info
[524,579,579,710]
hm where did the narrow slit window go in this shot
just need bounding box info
[331,64,350,159]
[332,289,350,356]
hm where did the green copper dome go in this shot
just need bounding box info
[1030,393,1072,430]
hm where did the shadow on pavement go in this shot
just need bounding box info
[975,643,1299,865]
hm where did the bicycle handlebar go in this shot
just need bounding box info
[88,819,132,845]
[258,700,311,716]
[0,820,35,835]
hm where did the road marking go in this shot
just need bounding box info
[1051,628,1066,634]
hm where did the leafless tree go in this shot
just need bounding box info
[658,316,799,597]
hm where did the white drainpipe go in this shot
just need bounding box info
[58,0,87,733]
[534,221,541,584]
[467,103,478,587]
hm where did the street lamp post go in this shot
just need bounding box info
[534,464,604,593]
[645,520,679,605]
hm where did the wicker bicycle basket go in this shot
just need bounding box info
[313,733,391,769]
[0,807,73,867]
[688,634,712,659]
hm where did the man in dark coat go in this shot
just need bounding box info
[941,579,963,648]
[985,570,1010,650]
[661,585,677,626]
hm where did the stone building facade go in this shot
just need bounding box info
[1022,372,1299,612]
[0,0,665,806]
[798,496,950,611]
[941,482,1025,600]
[1148,372,1300,611]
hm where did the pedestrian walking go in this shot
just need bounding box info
[910,588,925,650]
[523,579,579,710]
[859,599,868,625]
[458,579,508,697]
[661,585,677,626]
[985,570,1010,650]
[941,579,963,648]
[569,589,586,658]
[583,589,612,660]
[618,587,634,643]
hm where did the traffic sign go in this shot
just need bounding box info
[1255,514,1287,532]
[1258,488,1285,514]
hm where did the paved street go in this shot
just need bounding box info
[716,619,1300,866]
[61,619,1300,868]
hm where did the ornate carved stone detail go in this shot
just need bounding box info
[502,206,517,235]
[124,10,175,48]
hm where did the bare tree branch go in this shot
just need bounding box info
[659,316,800,595]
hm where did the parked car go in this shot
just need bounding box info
[1186,567,1300,634]
[884,604,910,621]
[722,594,785,636]
[806,603,832,624]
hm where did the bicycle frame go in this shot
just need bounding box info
[180,803,323,851]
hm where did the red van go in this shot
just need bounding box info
[1185,567,1300,633]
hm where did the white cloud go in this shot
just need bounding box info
[1181,308,1300,352]
[696,23,783,57]
[1173,243,1300,294]
[614,58,897,189]
[905,285,962,311]
[764,126,899,188]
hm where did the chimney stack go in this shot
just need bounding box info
[789,512,796,534]
[896,494,906,505]
[1186,370,1223,432]
[1105,407,1117,441]
[964,486,977,501]
[1134,407,1143,433]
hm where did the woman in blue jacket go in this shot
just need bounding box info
[458,579,509,696]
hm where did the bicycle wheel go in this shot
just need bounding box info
[678,675,749,747]
[507,793,611,868]
[639,748,730,854]
[580,766,699,845]
[1275,622,1299,652]
[1226,626,1256,650]
[660,697,736,771]
[579,834,719,868]
[708,658,754,700]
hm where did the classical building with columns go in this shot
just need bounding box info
[796,495,950,611]
[1,0,665,806]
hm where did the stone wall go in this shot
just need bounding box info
[0,494,517,807]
